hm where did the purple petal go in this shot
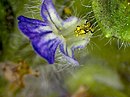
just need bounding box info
[59,37,91,65]
[59,43,79,65]
[31,33,61,64]
[41,0,63,27]
[18,15,61,64]
[41,2,49,22]
[64,40,90,57]
[18,15,52,39]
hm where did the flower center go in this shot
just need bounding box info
[74,21,94,37]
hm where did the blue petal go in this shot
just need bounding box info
[31,33,61,64]
[59,37,91,65]
[18,15,52,39]
[59,43,79,65]
[18,15,61,64]
[40,1,49,22]
[41,0,63,28]
[60,39,90,58]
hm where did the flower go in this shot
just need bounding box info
[17,0,93,65]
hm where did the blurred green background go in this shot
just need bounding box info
[0,0,130,97]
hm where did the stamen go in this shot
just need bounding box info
[74,21,94,36]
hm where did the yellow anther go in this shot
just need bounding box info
[90,27,94,32]
[80,30,86,34]
[84,22,91,28]
[76,27,81,31]
[74,21,94,37]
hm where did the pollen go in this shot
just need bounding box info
[74,21,94,37]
